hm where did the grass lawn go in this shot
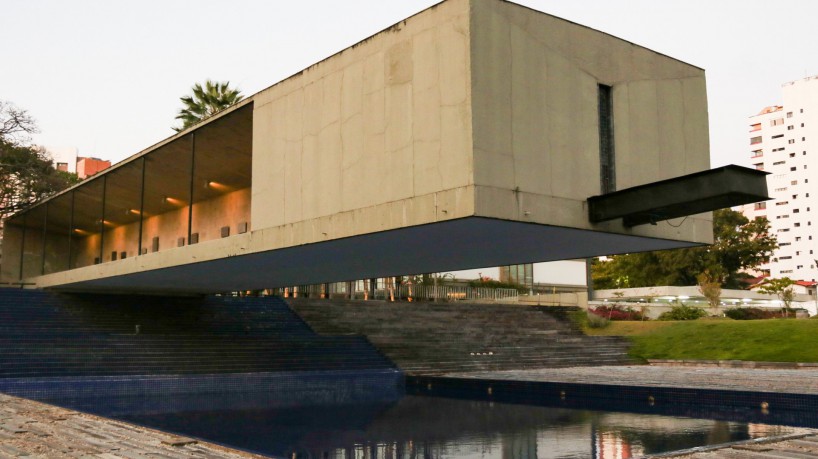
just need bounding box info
[585,319,818,363]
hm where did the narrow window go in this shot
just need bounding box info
[598,84,615,194]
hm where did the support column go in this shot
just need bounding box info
[67,190,75,269]
[99,175,107,264]
[187,133,196,244]
[137,156,146,256]
[586,258,594,303]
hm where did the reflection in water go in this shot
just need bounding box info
[42,390,797,459]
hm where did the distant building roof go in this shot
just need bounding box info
[757,105,783,115]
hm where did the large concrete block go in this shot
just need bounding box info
[11,0,723,292]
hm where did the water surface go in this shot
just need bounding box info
[52,392,797,459]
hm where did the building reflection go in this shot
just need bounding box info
[54,381,797,459]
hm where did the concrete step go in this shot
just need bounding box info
[288,299,634,375]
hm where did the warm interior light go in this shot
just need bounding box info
[73,228,90,235]
[206,181,231,192]
[164,196,185,206]
[128,209,141,215]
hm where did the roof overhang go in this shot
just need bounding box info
[588,165,770,227]
[40,217,701,295]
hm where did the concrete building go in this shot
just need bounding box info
[44,146,78,173]
[0,0,766,294]
[76,157,111,179]
[740,75,818,282]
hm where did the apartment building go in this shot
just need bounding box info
[742,75,818,281]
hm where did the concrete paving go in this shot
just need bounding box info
[0,393,262,459]
[658,432,818,458]
[445,365,818,395]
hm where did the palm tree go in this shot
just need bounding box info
[174,80,243,131]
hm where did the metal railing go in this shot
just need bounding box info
[269,283,519,302]
[381,285,519,302]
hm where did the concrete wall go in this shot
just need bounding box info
[250,0,474,241]
[5,0,717,291]
[469,0,712,243]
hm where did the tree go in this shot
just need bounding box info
[0,101,80,222]
[757,277,796,313]
[592,209,778,290]
[0,100,38,145]
[697,269,722,310]
[174,80,243,131]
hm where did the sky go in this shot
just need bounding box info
[2,0,817,168]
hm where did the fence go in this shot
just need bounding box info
[269,283,519,302]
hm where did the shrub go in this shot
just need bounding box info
[725,307,794,320]
[590,305,644,321]
[658,304,706,321]
[586,312,611,328]
[570,309,611,329]
[467,279,528,293]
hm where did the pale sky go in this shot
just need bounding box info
[2,1,817,168]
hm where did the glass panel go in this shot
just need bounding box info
[1,217,25,281]
[101,161,144,262]
[0,217,23,282]
[43,193,73,274]
[21,204,47,279]
[598,84,616,194]
[140,138,193,255]
[190,105,253,245]
[70,178,105,268]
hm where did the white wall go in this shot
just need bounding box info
[450,260,587,287]
[44,146,78,173]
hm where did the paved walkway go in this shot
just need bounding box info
[655,432,818,458]
[446,365,818,394]
[0,393,261,459]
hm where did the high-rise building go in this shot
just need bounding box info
[741,75,818,282]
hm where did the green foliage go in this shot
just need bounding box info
[696,269,722,308]
[1,101,81,219]
[626,320,818,362]
[413,273,456,286]
[586,312,611,329]
[174,80,244,131]
[592,209,777,290]
[657,304,706,321]
[757,277,796,309]
[467,278,528,293]
[724,307,793,320]
[570,309,611,330]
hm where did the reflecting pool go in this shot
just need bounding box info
[29,379,799,459]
